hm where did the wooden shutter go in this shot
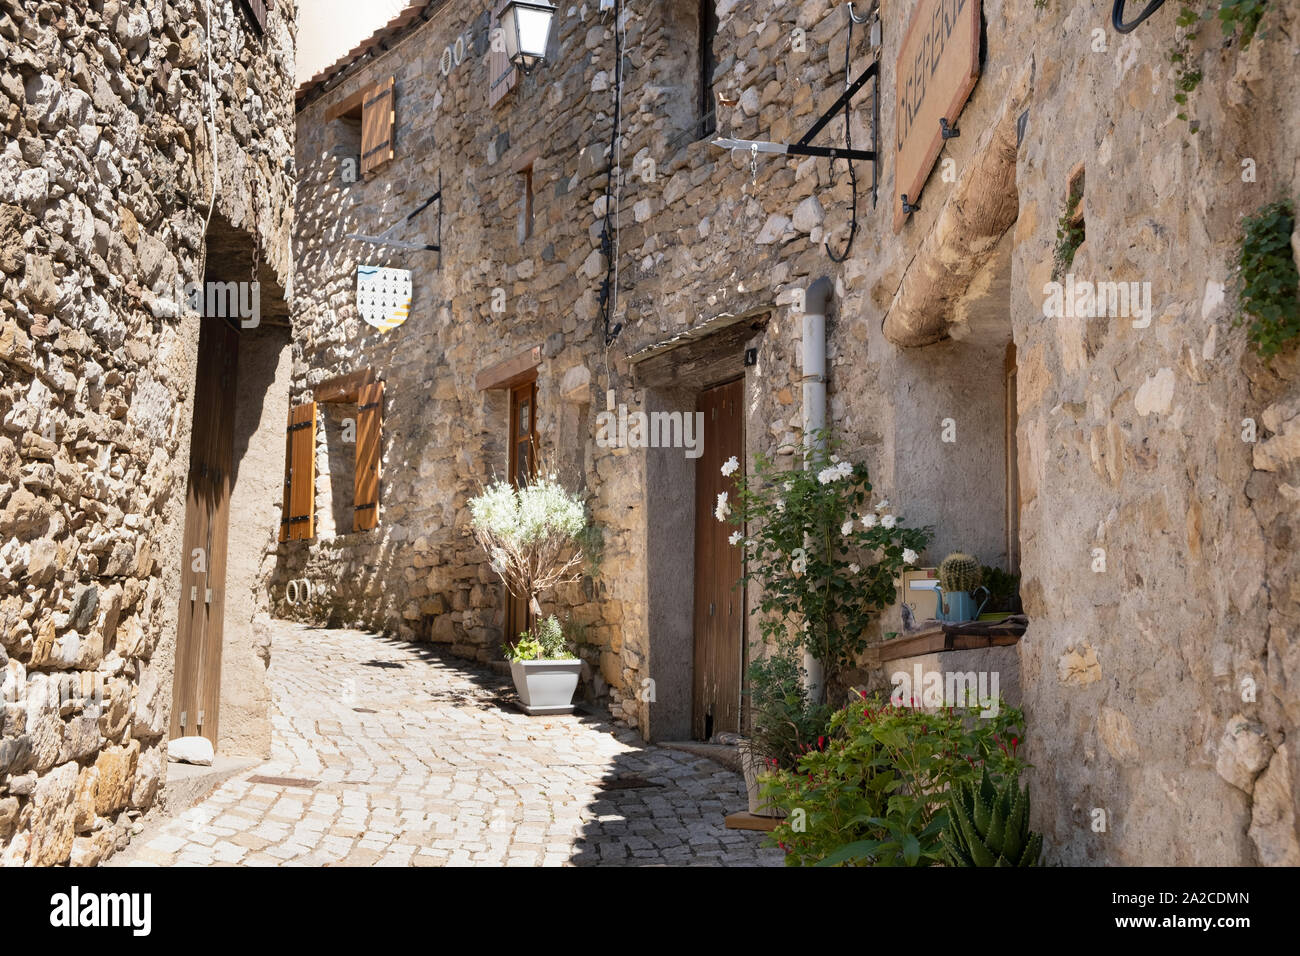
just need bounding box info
[488,1,518,108]
[238,0,270,34]
[353,382,383,531]
[280,402,316,541]
[360,77,395,177]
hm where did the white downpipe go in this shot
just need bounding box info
[802,277,832,704]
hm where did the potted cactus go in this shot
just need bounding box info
[942,768,1043,866]
[935,552,989,622]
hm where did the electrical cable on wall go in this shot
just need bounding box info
[826,3,869,263]
[599,0,625,351]
[202,0,220,237]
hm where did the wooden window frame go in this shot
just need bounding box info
[508,378,538,487]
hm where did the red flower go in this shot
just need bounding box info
[818,736,826,751]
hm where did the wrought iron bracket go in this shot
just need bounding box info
[346,170,443,266]
[711,60,880,168]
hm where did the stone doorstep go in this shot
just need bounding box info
[158,757,263,820]
[656,741,743,773]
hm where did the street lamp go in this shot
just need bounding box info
[500,0,557,74]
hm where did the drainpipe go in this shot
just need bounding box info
[801,277,832,704]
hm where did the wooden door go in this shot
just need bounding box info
[504,379,537,641]
[692,378,744,740]
[170,320,239,746]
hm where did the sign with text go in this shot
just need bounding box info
[894,0,981,232]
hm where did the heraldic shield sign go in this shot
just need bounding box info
[357,265,412,332]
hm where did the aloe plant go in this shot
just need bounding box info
[942,768,1043,866]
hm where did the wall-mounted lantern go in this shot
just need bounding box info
[500,1,557,74]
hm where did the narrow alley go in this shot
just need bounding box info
[111,622,780,867]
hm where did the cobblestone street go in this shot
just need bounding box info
[110,622,781,867]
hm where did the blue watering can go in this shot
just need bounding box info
[935,584,991,623]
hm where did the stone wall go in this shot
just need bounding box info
[290,0,1298,864]
[0,0,295,865]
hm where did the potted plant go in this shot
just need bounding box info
[935,552,990,622]
[504,614,581,715]
[468,472,589,714]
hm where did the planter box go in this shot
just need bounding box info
[509,658,581,715]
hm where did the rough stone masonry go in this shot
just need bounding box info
[288,0,1300,866]
[0,0,294,866]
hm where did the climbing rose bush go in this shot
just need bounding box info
[722,434,931,680]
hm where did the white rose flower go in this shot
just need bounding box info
[861,513,878,529]
[715,492,730,522]
[881,514,897,529]
[840,519,855,536]
[875,498,890,513]
[720,455,739,476]
[817,467,837,485]
[848,563,861,575]
[902,548,918,565]
[728,531,744,546]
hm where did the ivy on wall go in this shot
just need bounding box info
[1171,0,1271,123]
[1233,200,1299,359]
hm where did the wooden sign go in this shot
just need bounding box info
[893,0,981,232]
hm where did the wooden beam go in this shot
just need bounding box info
[724,811,782,832]
[476,346,542,391]
[882,63,1031,347]
[314,368,375,404]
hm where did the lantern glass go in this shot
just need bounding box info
[502,1,556,73]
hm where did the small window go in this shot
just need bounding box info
[698,0,718,137]
[325,77,396,179]
[285,372,384,540]
[518,165,534,242]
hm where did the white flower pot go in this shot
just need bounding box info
[509,658,581,715]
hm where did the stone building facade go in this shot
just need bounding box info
[0,0,296,866]
[288,0,1298,866]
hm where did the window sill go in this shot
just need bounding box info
[868,615,1027,664]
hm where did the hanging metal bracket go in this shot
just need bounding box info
[346,170,443,266]
[712,59,880,165]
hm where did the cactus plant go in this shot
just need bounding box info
[938,552,981,593]
[942,768,1043,867]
